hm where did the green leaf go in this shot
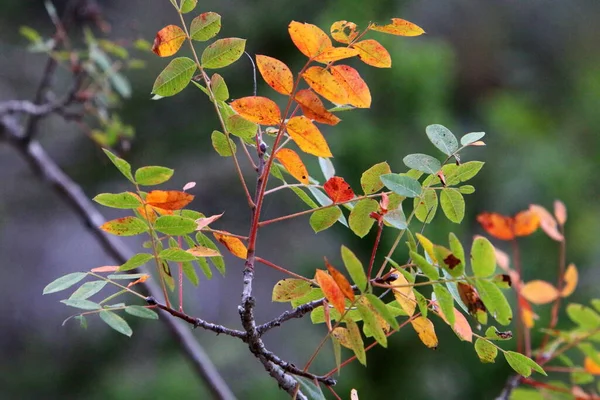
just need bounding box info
[447,233,465,277]
[310,207,342,233]
[159,247,198,262]
[577,342,600,366]
[179,0,197,13]
[101,216,148,236]
[290,187,319,208]
[44,272,87,294]
[349,199,378,237]
[440,188,465,223]
[383,206,407,230]
[69,280,107,300]
[75,315,88,329]
[572,371,594,385]
[181,261,199,286]
[102,148,134,183]
[195,232,225,275]
[414,290,428,318]
[345,319,366,366]
[107,273,147,280]
[19,26,42,43]
[361,162,391,194]
[410,250,438,280]
[291,288,323,308]
[181,210,205,220]
[341,245,367,292]
[566,304,600,329]
[211,130,236,156]
[93,192,142,209]
[99,310,132,337]
[476,280,512,325]
[433,284,455,326]
[591,299,600,313]
[414,188,438,223]
[357,301,387,347]
[433,245,462,278]
[471,236,496,277]
[201,38,246,69]
[366,294,399,330]
[210,73,229,101]
[134,166,174,186]
[504,351,547,377]
[225,114,257,140]
[119,253,154,271]
[294,376,326,400]
[152,57,197,97]
[272,279,312,302]
[190,12,221,41]
[380,174,422,198]
[485,326,513,341]
[332,337,342,378]
[460,132,485,146]
[61,299,102,310]
[459,185,475,194]
[474,338,498,363]
[426,124,458,156]
[125,306,159,319]
[154,215,197,235]
[403,153,442,174]
[454,161,485,182]
[509,389,544,400]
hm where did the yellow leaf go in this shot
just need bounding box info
[521,307,538,329]
[256,55,294,95]
[288,21,332,58]
[274,148,309,184]
[152,25,186,57]
[411,316,438,349]
[352,39,392,68]
[286,116,332,157]
[560,263,578,298]
[302,66,349,106]
[391,273,415,316]
[330,20,359,44]
[331,65,371,108]
[186,246,221,257]
[331,327,353,349]
[230,96,281,125]
[584,357,600,375]
[145,190,194,210]
[520,280,559,305]
[313,47,359,63]
[370,18,425,37]
[415,233,436,263]
[212,232,247,259]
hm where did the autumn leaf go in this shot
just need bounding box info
[330,65,371,108]
[127,274,149,288]
[275,148,309,184]
[330,21,359,44]
[256,55,294,95]
[315,269,346,314]
[529,204,563,241]
[195,213,224,230]
[146,190,194,210]
[369,18,425,37]
[294,89,340,125]
[554,200,567,225]
[90,266,119,273]
[213,232,247,259]
[584,357,600,375]
[230,96,281,125]
[288,21,332,58]
[324,176,355,203]
[352,39,391,68]
[561,263,577,297]
[302,66,349,105]
[313,47,359,63]
[391,273,416,316]
[286,116,332,157]
[457,282,487,324]
[411,316,438,349]
[152,25,186,57]
[331,327,353,348]
[186,246,221,257]
[440,307,473,342]
[520,280,559,305]
[477,210,540,240]
[101,216,148,236]
[325,258,355,301]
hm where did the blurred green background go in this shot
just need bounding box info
[1,0,599,399]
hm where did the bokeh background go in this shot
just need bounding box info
[1,0,599,399]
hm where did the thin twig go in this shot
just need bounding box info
[256,299,324,335]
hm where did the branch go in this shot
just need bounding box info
[0,115,237,400]
[495,375,521,400]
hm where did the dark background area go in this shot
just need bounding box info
[1,0,599,399]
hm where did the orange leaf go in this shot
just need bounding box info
[288,21,332,58]
[530,204,563,241]
[230,96,281,125]
[195,213,224,230]
[560,263,578,297]
[152,25,186,57]
[256,55,294,95]
[325,258,355,301]
[275,148,309,184]
[330,65,371,108]
[213,232,247,259]
[554,200,567,225]
[313,47,359,63]
[324,176,355,203]
[127,274,149,288]
[477,210,540,240]
[521,306,537,329]
[391,273,416,316]
[90,266,119,273]
[186,246,221,257]
[294,89,340,126]
[315,269,346,314]
[146,190,194,210]
[584,357,600,375]
[370,18,425,37]
[286,116,332,157]
[352,39,391,68]
[410,316,438,349]
[520,280,559,305]
[330,21,359,44]
[302,66,349,105]
[437,304,473,342]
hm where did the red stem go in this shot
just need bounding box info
[367,220,384,279]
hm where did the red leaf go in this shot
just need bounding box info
[315,269,346,314]
[324,176,355,203]
[325,258,355,301]
[294,89,340,126]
